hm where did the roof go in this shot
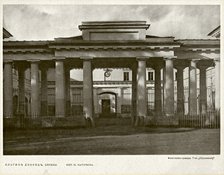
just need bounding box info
[79,21,150,31]
[3,28,13,39]
[207,26,220,38]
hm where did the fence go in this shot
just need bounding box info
[178,110,220,128]
[4,110,220,129]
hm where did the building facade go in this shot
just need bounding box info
[3,21,220,128]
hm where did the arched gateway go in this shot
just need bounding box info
[3,21,220,128]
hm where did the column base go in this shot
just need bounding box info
[134,116,146,126]
[85,117,95,128]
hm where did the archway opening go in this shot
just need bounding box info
[98,92,117,118]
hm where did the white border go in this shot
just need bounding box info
[0,0,223,175]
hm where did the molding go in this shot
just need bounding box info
[188,48,220,52]
[3,60,13,63]
[51,45,179,51]
[80,56,93,60]
[27,60,40,63]
[79,21,150,31]
[190,58,200,62]
[4,49,51,54]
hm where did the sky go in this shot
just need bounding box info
[3,5,220,40]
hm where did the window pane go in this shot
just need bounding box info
[148,72,153,81]
[123,72,129,81]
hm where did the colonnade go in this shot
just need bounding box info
[3,57,220,126]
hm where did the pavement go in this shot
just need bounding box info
[3,126,220,155]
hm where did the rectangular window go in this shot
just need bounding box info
[148,72,153,81]
[123,72,129,81]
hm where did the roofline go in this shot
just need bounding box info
[4,41,180,48]
[3,28,13,38]
[81,21,147,24]
[176,39,220,46]
[207,26,220,36]
[79,21,150,31]
[176,39,220,41]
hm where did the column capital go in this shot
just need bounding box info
[28,60,40,63]
[136,56,148,61]
[4,60,13,63]
[197,64,209,70]
[189,59,199,68]
[164,56,177,60]
[80,56,93,60]
[54,56,66,61]
[190,59,200,63]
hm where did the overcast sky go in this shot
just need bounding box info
[3,5,220,40]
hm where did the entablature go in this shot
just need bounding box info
[50,45,180,51]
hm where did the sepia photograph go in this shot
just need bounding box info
[1,1,223,174]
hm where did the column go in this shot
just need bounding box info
[131,62,137,125]
[93,88,98,116]
[136,57,147,125]
[30,61,40,118]
[65,67,71,117]
[162,67,166,113]
[18,65,26,116]
[41,64,48,116]
[189,60,197,116]
[82,57,94,127]
[214,59,220,111]
[199,65,207,115]
[155,65,162,115]
[117,88,122,115]
[55,59,65,118]
[164,58,174,116]
[176,66,185,115]
[3,61,13,118]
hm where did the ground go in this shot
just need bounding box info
[3,126,220,155]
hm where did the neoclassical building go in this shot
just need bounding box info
[3,21,220,128]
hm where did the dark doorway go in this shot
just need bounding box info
[98,92,117,118]
[102,99,111,116]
